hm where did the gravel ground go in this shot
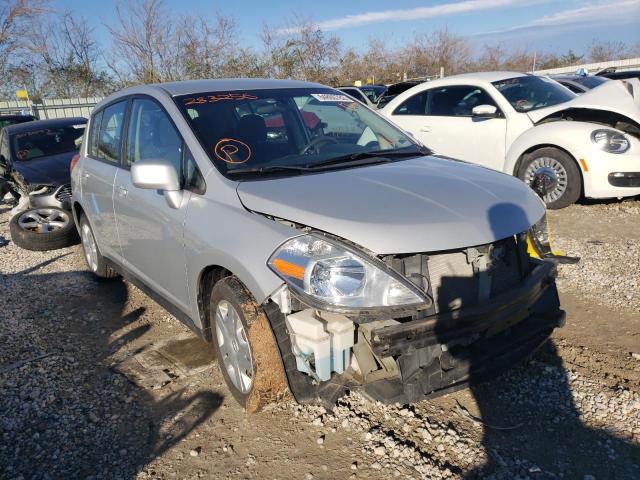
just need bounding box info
[551,201,640,314]
[1,199,639,479]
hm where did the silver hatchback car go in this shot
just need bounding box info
[72,79,563,411]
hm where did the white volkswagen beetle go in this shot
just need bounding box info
[380,72,640,209]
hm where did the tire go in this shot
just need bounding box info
[9,207,79,251]
[78,214,118,279]
[209,276,289,412]
[517,147,581,209]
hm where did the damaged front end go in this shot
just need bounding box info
[263,231,564,407]
[2,168,72,214]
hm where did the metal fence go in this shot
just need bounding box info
[0,97,103,119]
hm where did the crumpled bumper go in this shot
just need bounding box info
[264,259,563,407]
[364,259,563,403]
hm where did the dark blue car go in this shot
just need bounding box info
[1,117,86,251]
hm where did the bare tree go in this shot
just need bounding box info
[176,13,239,80]
[476,44,507,71]
[107,0,240,86]
[107,0,180,84]
[261,17,342,84]
[402,28,472,78]
[29,11,113,97]
[0,0,47,96]
[589,40,629,63]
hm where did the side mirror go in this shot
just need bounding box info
[131,157,183,209]
[472,104,498,118]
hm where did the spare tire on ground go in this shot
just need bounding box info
[9,207,79,251]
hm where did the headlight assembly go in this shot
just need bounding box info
[527,213,580,264]
[591,129,630,154]
[268,234,429,310]
[528,213,552,257]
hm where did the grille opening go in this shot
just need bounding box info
[383,235,527,315]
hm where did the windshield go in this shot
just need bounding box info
[0,116,33,129]
[11,124,85,161]
[576,76,609,88]
[175,88,418,177]
[492,76,576,113]
[359,85,387,103]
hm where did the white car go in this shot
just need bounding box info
[380,72,640,208]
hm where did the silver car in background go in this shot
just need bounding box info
[71,79,563,411]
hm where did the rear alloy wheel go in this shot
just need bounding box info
[518,147,581,209]
[79,215,118,279]
[9,207,79,251]
[209,276,289,412]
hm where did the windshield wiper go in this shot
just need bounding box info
[307,147,428,170]
[228,147,430,177]
[227,164,313,176]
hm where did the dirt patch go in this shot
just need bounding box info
[242,297,291,413]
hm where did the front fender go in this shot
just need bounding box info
[505,121,598,175]
[184,195,296,316]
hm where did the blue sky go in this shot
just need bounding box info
[58,0,640,56]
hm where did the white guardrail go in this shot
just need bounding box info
[534,57,640,76]
[0,97,103,119]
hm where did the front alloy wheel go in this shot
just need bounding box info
[215,299,254,394]
[518,147,581,209]
[209,275,289,412]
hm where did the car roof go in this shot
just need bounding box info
[552,75,579,81]
[96,78,331,108]
[3,116,86,135]
[153,78,326,97]
[441,71,528,82]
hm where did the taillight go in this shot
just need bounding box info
[70,154,80,172]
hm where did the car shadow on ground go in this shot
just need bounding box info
[433,202,640,479]
[0,254,223,478]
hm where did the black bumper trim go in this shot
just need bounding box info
[370,260,558,357]
[608,172,640,188]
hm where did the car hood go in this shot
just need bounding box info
[11,151,73,186]
[236,156,545,254]
[527,80,640,126]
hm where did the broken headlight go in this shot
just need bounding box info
[528,213,552,257]
[268,234,428,309]
[591,129,629,154]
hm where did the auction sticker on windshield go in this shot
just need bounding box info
[311,93,353,102]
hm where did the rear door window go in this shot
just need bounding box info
[97,101,127,163]
[427,86,497,117]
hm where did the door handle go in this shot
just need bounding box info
[82,172,90,179]
[117,185,128,197]
[420,126,432,133]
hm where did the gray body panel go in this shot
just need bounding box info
[182,178,296,309]
[77,158,122,261]
[237,156,545,254]
[113,168,192,312]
